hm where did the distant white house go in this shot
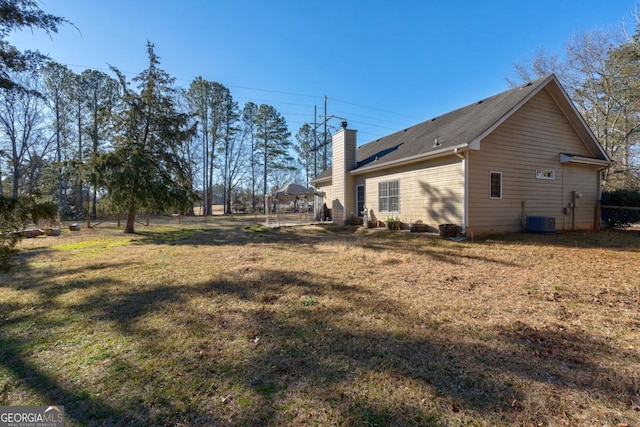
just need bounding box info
[311,75,611,234]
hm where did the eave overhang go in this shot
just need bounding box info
[560,153,611,167]
[310,176,331,185]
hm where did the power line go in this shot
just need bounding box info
[232,95,315,109]
[329,96,423,120]
[331,108,419,127]
[224,84,323,100]
[55,61,414,139]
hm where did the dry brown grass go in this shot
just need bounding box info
[1,216,639,426]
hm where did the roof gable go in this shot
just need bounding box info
[359,74,611,171]
[311,74,610,183]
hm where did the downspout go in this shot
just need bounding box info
[595,166,608,230]
[454,148,467,234]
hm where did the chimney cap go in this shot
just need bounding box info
[341,120,348,129]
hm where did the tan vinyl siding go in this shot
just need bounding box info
[331,133,345,224]
[562,164,600,230]
[360,156,463,227]
[342,130,357,221]
[468,87,600,234]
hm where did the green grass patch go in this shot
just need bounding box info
[1,219,639,426]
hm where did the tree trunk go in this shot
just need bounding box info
[263,132,268,214]
[251,136,256,212]
[92,188,97,216]
[12,162,19,198]
[202,127,208,216]
[208,149,214,215]
[226,182,232,214]
[56,105,64,212]
[124,202,136,233]
[76,106,83,216]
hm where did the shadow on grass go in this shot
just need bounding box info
[478,228,640,252]
[134,224,524,268]
[215,305,634,425]
[1,226,638,425]
[0,334,149,425]
[25,267,631,425]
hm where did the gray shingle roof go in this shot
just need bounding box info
[310,74,609,184]
[353,75,551,171]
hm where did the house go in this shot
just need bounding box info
[310,74,611,234]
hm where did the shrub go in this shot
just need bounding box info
[601,189,640,228]
[0,195,57,271]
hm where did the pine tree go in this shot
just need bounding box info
[42,62,74,212]
[80,69,118,216]
[242,102,259,211]
[0,0,68,93]
[97,42,196,233]
[255,104,291,209]
[219,89,239,213]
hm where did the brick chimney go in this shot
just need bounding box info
[331,121,357,225]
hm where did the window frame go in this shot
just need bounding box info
[535,169,555,180]
[489,171,502,199]
[356,184,365,217]
[379,179,399,213]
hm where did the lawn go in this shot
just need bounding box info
[1,217,639,426]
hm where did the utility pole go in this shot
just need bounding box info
[313,105,318,177]
[323,95,328,170]
[309,97,345,173]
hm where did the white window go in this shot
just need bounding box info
[490,172,502,199]
[536,169,555,180]
[379,180,399,212]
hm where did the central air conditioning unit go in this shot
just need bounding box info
[526,216,556,233]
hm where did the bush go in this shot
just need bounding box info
[601,189,640,228]
[0,196,22,272]
[0,195,57,271]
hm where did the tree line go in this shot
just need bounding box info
[1,49,326,224]
[4,1,640,241]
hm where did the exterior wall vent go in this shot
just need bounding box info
[526,216,556,233]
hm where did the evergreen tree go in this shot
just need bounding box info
[69,71,88,214]
[42,62,74,211]
[0,0,68,93]
[218,89,239,213]
[185,76,213,215]
[0,194,56,271]
[241,102,259,211]
[184,78,230,215]
[80,69,118,216]
[174,89,198,215]
[97,42,196,233]
[255,104,291,208]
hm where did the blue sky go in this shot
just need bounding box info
[8,0,637,143]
